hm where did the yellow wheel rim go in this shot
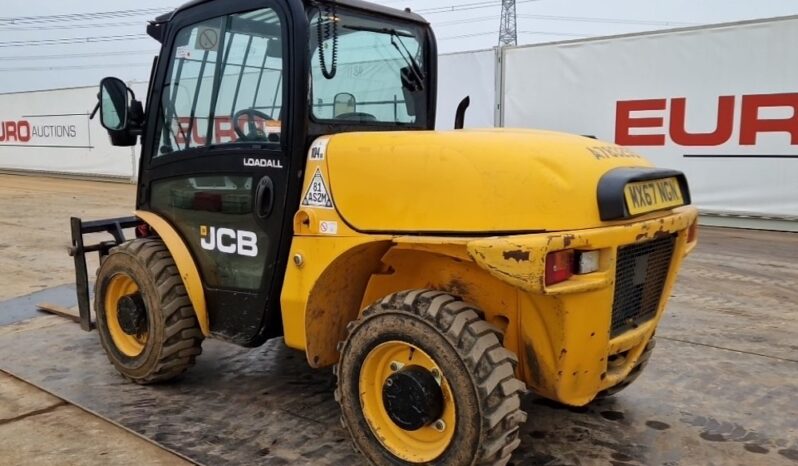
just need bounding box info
[359,341,456,463]
[104,273,148,357]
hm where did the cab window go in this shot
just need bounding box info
[310,8,427,126]
[155,8,284,157]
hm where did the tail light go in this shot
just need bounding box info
[545,250,574,286]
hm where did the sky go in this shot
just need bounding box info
[0,0,796,93]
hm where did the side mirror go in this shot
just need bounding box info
[333,93,356,118]
[99,77,129,131]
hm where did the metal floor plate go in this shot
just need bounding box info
[2,227,798,465]
[1,315,797,466]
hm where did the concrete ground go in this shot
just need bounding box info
[0,173,135,301]
[0,370,188,466]
[0,174,189,465]
[0,173,797,465]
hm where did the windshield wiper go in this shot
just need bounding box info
[342,25,425,90]
[342,24,413,37]
[389,31,424,91]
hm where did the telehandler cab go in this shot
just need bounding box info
[70,0,699,463]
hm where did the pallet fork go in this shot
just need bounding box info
[68,216,139,331]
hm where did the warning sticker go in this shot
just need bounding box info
[301,168,334,209]
[175,46,192,59]
[319,220,338,235]
[309,138,328,161]
[195,26,220,51]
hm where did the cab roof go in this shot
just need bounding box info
[153,0,427,25]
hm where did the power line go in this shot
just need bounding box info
[0,62,152,72]
[517,13,695,27]
[438,29,585,41]
[382,1,696,29]
[0,21,142,32]
[434,13,696,28]
[518,30,586,37]
[417,0,539,15]
[0,34,148,48]
[0,50,155,61]
[0,8,170,25]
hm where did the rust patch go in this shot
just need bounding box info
[635,233,649,242]
[503,249,530,262]
[563,234,575,248]
[653,229,672,239]
[441,278,470,298]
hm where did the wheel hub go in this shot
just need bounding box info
[382,365,444,431]
[117,293,146,335]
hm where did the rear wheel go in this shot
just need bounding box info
[335,290,527,465]
[95,238,203,384]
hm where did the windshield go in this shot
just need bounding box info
[310,7,427,125]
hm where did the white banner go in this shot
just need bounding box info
[0,83,147,179]
[436,49,497,130]
[502,17,798,218]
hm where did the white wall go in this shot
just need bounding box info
[0,82,147,179]
[435,49,497,130]
[0,49,500,179]
[2,16,796,222]
[502,17,798,218]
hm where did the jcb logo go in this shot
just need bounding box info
[200,225,258,257]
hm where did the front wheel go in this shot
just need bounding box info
[335,290,527,465]
[95,238,204,384]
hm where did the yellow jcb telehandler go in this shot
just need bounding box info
[70,0,699,464]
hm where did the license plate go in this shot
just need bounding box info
[624,177,684,216]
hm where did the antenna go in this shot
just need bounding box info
[498,0,518,47]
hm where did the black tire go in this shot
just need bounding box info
[95,238,203,384]
[595,337,656,399]
[335,289,527,466]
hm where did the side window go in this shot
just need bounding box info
[156,8,283,157]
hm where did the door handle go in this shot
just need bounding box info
[255,176,274,219]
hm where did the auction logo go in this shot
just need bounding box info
[0,118,79,144]
[615,92,798,149]
[0,120,32,142]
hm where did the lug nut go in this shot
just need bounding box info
[390,361,402,372]
[293,254,304,267]
[432,419,446,432]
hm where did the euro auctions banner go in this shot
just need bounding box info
[0,83,147,178]
[502,16,798,218]
[0,115,87,148]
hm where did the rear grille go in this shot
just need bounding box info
[610,235,676,337]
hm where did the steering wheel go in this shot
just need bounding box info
[233,108,274,141]
[335,112,378,122]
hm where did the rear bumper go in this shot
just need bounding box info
[467,206,699,405]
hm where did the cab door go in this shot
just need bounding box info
[138,1,295,345]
